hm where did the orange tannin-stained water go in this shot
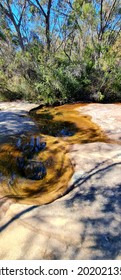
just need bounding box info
[0,103,108,205]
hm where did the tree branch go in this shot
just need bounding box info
[35,0,47,18]
[105,0,117,25]
[0,3,9,18]
[18,0,27,28]
[98,0,118,41]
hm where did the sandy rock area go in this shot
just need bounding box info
[0,103,121,260]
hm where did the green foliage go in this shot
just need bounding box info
[0,30,6,41]
[0,0,121,104]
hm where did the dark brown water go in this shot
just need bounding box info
[0,103,108,205]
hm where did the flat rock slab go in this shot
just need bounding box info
[0,101,39,112]
[0,141,121,260]
[0,102,39,143]
[78,104,121,142]
[0,103,121,260]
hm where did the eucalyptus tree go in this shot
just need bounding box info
[93,0,121,43]
[0,0,29,50]
[27,0,73,53]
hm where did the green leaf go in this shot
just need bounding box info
[0,30,7,41]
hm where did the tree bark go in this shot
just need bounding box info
[46,0,52,51]
[33,0,52,51]
[0,0,26,51]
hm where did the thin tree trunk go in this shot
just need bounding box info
[0,0,25,51]
[46,0,52,51]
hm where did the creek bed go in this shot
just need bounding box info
[0,103,108,205]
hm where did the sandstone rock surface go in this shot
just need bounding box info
[0,103,121,260]
[0,102,39,143]
[78,103,121,142]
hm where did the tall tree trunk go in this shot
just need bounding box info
[46,0,52,51]
[15,24,25,51]
[34,0,52,51]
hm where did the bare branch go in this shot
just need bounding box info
[18,0,27,28]
[98,0,118,41]
[35,0,47,18]
[105,0,117,25]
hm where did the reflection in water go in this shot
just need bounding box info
[0,103,108,205]
[16,136,46,180]
[30,103,107,144]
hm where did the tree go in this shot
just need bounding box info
[95,0,121,43]
[0,0,121,103]
[28,0,55,51]
[0,0,28,50]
